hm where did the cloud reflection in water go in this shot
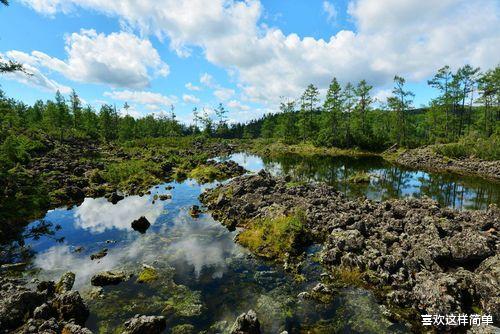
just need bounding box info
[73,196,164,233]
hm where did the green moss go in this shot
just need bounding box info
[171,324,195,334]
[136,267,159,284]
[164,285,203,317]
[236,209,307,260]
[330,267,365,287]
[188,164,223,183]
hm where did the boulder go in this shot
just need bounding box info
[91,271,127,287]
[230,310,261,334]
[90,248,108,260]
[131,216,151,234]
[122,315,167,334]
[55,272,75,293]
[51,291,89,326]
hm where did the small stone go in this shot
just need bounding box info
[131,216,151,234]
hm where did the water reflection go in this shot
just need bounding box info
[74,196,164,233]
[227,153,499,210]
[32,182,244,290]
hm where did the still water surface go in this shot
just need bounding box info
[21,153,499,332]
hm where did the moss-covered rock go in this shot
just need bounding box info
[136,267,159,284]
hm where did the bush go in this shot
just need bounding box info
[434,132,499,161]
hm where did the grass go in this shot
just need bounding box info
[188,164,223,183]
[433,132,499,161]
[102,159,162,193]
[236,209,307,260]
[241,139,378,158]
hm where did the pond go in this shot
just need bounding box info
[8,153,500,333]
[223,153,499,210]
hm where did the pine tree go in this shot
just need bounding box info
[387,75,414,145]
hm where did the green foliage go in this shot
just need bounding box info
[434,131,499,161]
[103,160,161,193]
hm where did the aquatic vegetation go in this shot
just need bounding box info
[236,210,307,260]
[164,285,203,318]
[136,267,159,284]
[171,324,196,334]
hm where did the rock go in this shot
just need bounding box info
[122,315,167,334]
[107,192,124,204]
[33,303,54,320]
[200,172,500,328]
[91,271,127,286]
[230,310,261,334]
[189,205,202,218]
[61,322,93,334]
[159,194,172,201]
[55,272,75,293]
[131,216,151,233]
[447,230,493,263]
[51,291,89,326]
[73,246,84,253]
[90,248,108,260]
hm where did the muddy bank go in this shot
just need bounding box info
[200,171,500,332]
[391,147,500,182]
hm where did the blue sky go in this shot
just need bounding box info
[0,0,498,123]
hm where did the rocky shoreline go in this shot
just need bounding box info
[392,147,500,182]
[200,170,500,332]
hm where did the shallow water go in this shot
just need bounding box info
[13,153,499,333]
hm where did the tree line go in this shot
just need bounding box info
[0,64,498,161]
[226,65,499,151]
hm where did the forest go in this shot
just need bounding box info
[1,65,499,173]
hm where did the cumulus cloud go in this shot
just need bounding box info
[182,94,200,104]
[227,99,250,111]
[1,55,71,94]
[214,87,235,101]
[5,29,169,89]
[21,0,500,107]
[185,82,201,91]
[200,73,216,88]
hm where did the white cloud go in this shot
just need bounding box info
[200,73,216,88]
[322,1,337,23]
[104,90,177,106]
[185,82,201,91]
[1,53,71,94]
[5,29,169,89]
[214,87,235,101]
[21,0,500,108]
[182,94,200,104]
[227,99,250,111]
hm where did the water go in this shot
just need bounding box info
[223,153,499,210]
[10,153,499,333]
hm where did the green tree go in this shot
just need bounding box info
[276,99,297,144]
[352,80,373,145]
[298,84,319,141]
[428,66,453,137]
[387,75,414,145]
[99,104,118,141]
[319,77,343,146]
